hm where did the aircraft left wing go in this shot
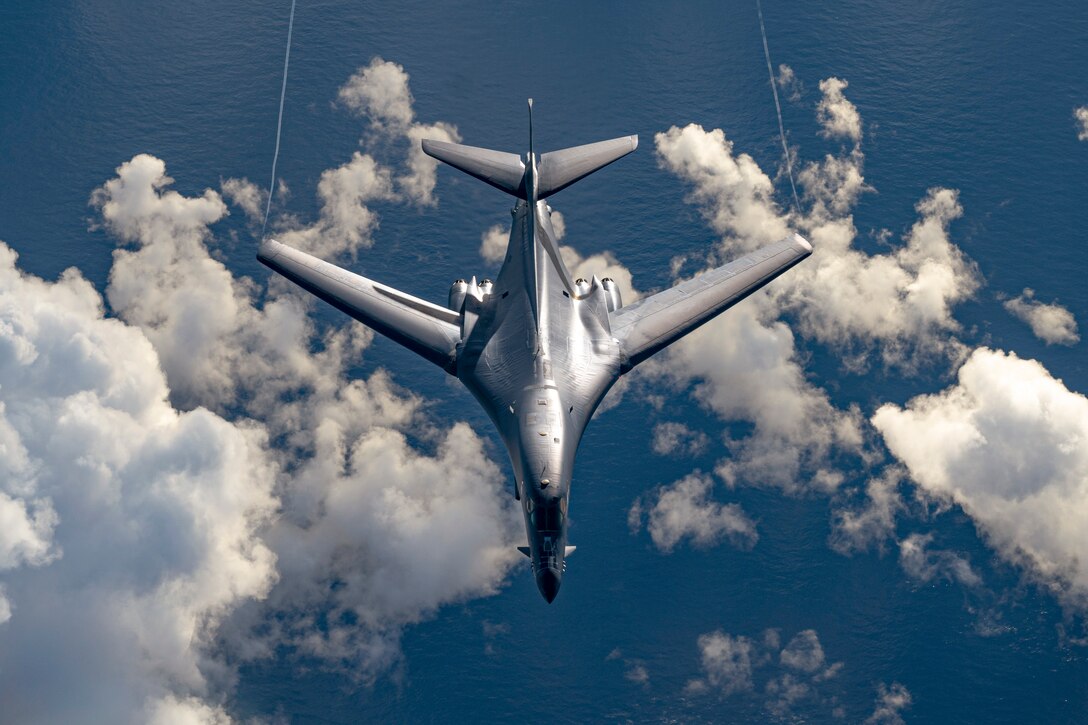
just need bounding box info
[258,240,461,373]
[611,233,812,372]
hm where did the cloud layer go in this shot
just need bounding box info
[1,61,519,723]
[629,473,757,553]
[686,626,864,719]
[643,72,1088,620]
[0,241,277,723]
[638,75,982,500]
[1003,288,1079,346]
[5,56,1086,723]
[874,348,1088,608]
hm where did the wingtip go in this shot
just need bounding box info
[257,238,284,263]
[793,232,813,253]
[420,138,439,155]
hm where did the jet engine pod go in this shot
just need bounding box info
[448,279,468,311]
[479,278,494,297]
[573,277,592,298]
[601,277,622,312]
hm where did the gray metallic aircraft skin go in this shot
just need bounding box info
[258,120,812,602]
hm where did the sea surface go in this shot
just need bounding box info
[1,0,1086,722]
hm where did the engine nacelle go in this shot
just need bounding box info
[601,277,622,312]
[573,277,592,298]
[479,278,494,297]
[448,279,468,311]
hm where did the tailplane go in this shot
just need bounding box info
[420,139,526,197]
[536,136,637,198]
[421,106,636,200]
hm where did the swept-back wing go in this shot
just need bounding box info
[611,233,812,371]
[258,240,461,373]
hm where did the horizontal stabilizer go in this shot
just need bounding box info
[423,134,637,200]
[517,545,576,557]
[421,139,525,197]
[538,136,638,199]
[612,233,812,370]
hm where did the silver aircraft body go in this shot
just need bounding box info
[258,104,812,602]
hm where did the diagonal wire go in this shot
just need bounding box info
[756,0,801,215]
[262,0,297,237]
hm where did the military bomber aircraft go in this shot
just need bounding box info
[258,102,812,602]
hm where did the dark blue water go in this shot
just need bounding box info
[2,0,1086,722]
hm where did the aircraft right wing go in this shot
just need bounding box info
[610,233,812,372]
[258,240,461,373]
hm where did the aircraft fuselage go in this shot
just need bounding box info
[456,193,621,602]
[258,118,812,603]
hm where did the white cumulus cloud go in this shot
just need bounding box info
[146,695,234,725]
[0,488,56,572]
[864,682,912,724]
[0,240,277,723]
[1075,106,1088,141]
[636,79,974,505]
[230,422,518,676]
[779,629,826,673]
[776,63,802,103]
[0,60,521,719]
[640,73,982,498]
[0,586,10,625]
[259,59,461,256]
[655,123,791,250]
[874,347,1088,609]
[338,56,416,129]
[829,468,905,555]
[651,421,709,457]
[220,177,264,223]
[816,77,862,143]
[338,57,459,206]
[1003,288,1079,346]
[480,223,508,265]
[656,78,979,370]
[898,532,982,588]
[629,473,757,553]
[92,152,522,679]
[276,150,397,258]
[686,630,756,695]
[653,298,863,492]
[687,627,847,719]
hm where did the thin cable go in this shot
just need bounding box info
[262,0,297,237]
[756,0,801,215]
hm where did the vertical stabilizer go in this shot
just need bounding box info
[528,98,534,158]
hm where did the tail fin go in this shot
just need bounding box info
[422,134,637,200]
[527,98,534,157]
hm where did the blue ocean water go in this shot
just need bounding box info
[1,0,1086,722]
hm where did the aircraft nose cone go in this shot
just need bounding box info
[536,568,562,603]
